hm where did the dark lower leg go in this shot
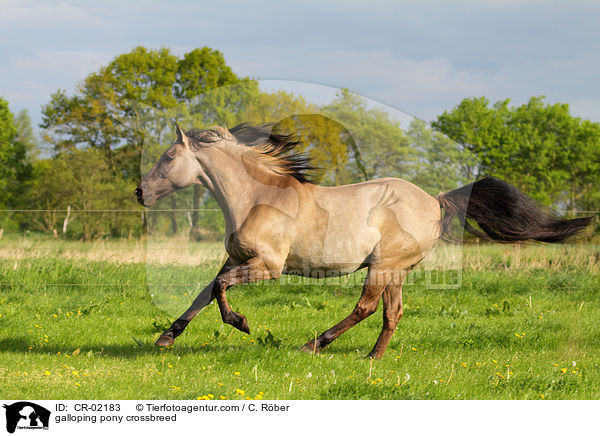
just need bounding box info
[155,262,232,347]
[155,318,191,347]
[211,258,276,334]
[301,281,384,353]
[368,283,403,359]
[214,284,250,333]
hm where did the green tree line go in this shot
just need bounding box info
[0,46,598,239]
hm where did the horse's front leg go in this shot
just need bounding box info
[155,260,233,347]
[213,257,279,333]
[155,256,280,346]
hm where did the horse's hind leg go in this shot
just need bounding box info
[300,267,386,354]
[367,271,407,359]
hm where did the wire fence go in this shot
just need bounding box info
[0,209,222,212]
[0,209,598,213]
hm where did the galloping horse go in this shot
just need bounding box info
[135,123,591,358]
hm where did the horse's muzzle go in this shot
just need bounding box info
[134,187,144,205]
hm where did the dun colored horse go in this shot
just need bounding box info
[135,123,591,358]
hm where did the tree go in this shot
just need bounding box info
[40,46,254,238]
[432,96,600,211]
[0,99,33,225]
[13,109,39,163]
[27,149,138,240]
[322,89,412,184]
[405,119,477,195]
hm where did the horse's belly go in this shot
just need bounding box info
[282,258,365,277]
[283,229,378,277]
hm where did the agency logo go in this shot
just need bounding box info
[2,402,50,434]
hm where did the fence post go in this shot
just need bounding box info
[62,205,71,234]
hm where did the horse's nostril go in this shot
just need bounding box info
[134,187,142,198]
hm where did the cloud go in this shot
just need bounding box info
[0,50,113,119]
[226,47,600,122]
[0,0,599,127]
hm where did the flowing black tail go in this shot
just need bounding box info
[437,177,592,243]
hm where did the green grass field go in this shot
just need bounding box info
[1,235,599,400]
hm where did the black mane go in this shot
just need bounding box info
[229,122,318,183]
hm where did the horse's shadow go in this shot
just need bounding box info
[0,336,320,358]
[0,335,374,359]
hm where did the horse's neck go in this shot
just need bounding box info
[200,149,293,234]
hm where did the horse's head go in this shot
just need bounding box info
[135,124,209,207]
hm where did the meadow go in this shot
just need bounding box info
[0,234,599,400]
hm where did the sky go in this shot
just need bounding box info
[1,0,599,130]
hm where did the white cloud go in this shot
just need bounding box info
[0,1,115,41]
[226,47,600,122]
[0,49,113,119]
[0,0,599,127]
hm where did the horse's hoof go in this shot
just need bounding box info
[299,341,319,354]
[366,351,383,360]
[155,333,174,347]
[237,314,250,334]
[228,312,250,334]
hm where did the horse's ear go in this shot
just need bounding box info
[174,122,184,143]
[174,122,192,150]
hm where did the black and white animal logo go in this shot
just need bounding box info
[2,402,50,434]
